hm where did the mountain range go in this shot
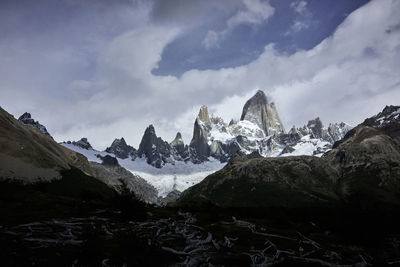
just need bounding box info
[63,90,351,166]
[13,90,353,197]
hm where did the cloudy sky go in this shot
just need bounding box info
[1,0,399,149]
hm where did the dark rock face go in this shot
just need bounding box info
[171,132,184,152]
[67,138,93,150]
[96,155,119,167]
[362,105,400,133]
[189,106,212,161]
[170,132,189,160]
[177,106,400,209]
[18,112,52,137]
[137,125,173,168]
[105,137,137,159]
[307,117,324,139]
[240,90,285,135]
[323,113,400,206]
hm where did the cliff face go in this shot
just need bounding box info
[189,106,212,161]
[137,125,174,168]
[240,90,285,136]
[170,132,189,160]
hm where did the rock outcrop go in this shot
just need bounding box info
[189,106,212,161]
[18,112,52,137]
[97,154,119,167]
[170,132,189,160]
[137,125,174,168]
[240,90,285,136]
[65,138,93,150]
[105,137,137,159]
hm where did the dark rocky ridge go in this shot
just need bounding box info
[18,112,52,138]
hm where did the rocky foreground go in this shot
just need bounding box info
[1,202,399,266]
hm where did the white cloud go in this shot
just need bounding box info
[286,0,312,35]
[202,30,222,50]
[291,1,308,16]
[290,20,310,33]
[227,0,275,28]
[202,0,275,50]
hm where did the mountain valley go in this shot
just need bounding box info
[1,94,399,266]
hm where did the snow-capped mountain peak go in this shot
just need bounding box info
[60,90,353,196]
[363,105,400,127]
[240,90,285,136]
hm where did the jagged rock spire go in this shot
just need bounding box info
[137,125,173,168]
[73,137,92,150]
[189,106,212,160]
[171,132,184,147]
[197,105,210,123]
[240,90,285,136]
[105,137,136,159]
[171,132,187,159]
